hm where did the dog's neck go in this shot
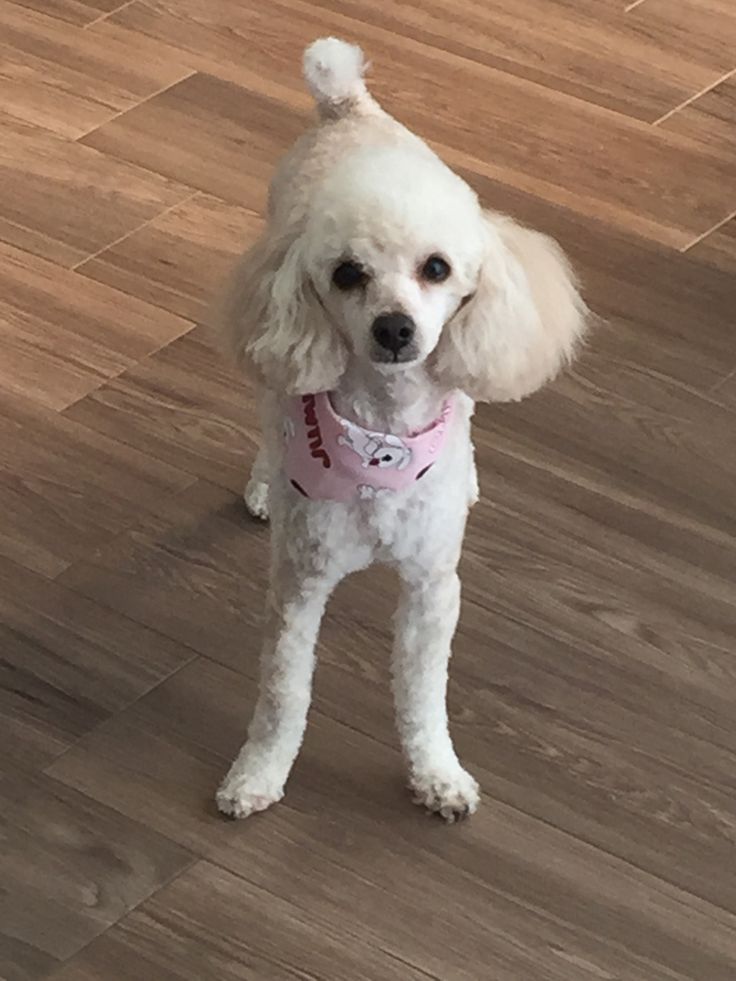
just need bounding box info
[330,360,450,437]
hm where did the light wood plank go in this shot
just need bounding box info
[87,1,736,246]
[80,73,310,214]
[660,74,736,151]
[0,242,194,410]
[629,0,736,78]
[0,2,194,139]
[307,0,736,121]
[76,193,262,321]
[0,112,195,266]
[10,0,120,28]
[688,217,736,273]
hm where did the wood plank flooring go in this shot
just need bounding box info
[0,1,734,979]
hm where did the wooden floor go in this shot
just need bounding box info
[1,1,735,978]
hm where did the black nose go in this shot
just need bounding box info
[371,312,415,354]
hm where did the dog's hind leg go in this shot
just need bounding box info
[244,389,280,521]
[392,567,479,823]
[244,444,270,520]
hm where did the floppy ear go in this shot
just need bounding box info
[433,211,588,402]
[217,225,347,394]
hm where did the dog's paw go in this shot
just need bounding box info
[216,774,282,820]
[244,478,269,521]
[410,766,480,823]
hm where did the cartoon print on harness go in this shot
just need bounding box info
[337,420,412,470]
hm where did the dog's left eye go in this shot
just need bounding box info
[421,255,451,283]
[332,261,368,290]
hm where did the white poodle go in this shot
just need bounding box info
[216,38,588,821]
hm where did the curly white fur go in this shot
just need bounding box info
[303,37,368,118]
[216,39,589,822]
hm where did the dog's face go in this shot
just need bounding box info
[224,145,587,401]
[302,148,485,370]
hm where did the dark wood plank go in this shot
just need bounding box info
[54,462,736,915]
[711,371,736,413]
[0,2,194,139]
[0,242,194,410]
[51,860,429,981]
[47,658,736,981]
[96,0,736,246]
[57,481,269,655]
[0,767,192,981]
[76,193,262,321]
[0,389,194,578]
[0,112,195,267]
[1,2,734,976]
[0,555,192,773]
[472,354,736,588]
[62,329,257,493]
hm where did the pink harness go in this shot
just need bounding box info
[283,392,454,502]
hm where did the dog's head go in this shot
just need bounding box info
[221,143,587,402]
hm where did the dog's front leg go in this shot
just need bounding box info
[392,568,479,822]
[216,566,336,819]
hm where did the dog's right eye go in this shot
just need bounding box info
[332,261,368,290]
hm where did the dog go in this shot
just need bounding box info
[216,38,588,821]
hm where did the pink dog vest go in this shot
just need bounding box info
[283,392,454,502]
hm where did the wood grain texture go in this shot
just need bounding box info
[441,165,736,394]
[0,242,193,410]
[81,73,309,214]
[10,0,117,27]
[629,0,736,75]
[0,113,194,266]
[661,73,736,149]
[76,193,262,321]
[0,389,194,578]
[13,0,127,25]
[54,463,736,906]
[688,217,736,273]
[96,0,736,246]
[0,2,193,138]
[62,329,259,493]
[50,860,430,981]
[47,657,736,981]
[1,0,735,977]
[0,768,192,981]
[308,0,736,121]
[0,555,192,773]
